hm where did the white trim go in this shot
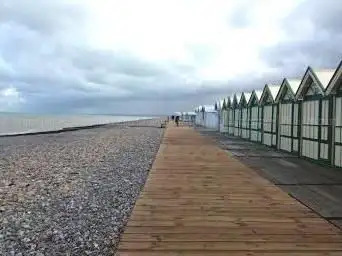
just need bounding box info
[233,93,242,108]
[260,84,280,105]
[296,67,335,100]
[275,78,301,103]
[325,60,342,95]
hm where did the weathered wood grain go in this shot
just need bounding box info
[117,126,342,255]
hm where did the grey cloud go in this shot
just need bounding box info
[260,0,342,79]
[0,0,84,34]
[1,0,342,115]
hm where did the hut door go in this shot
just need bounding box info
[258,106,263,142]
[279,103,292,152]
[241,108,249,138]
[335,96,342,167]
[234,109,240,136]
[319,99,330,161]
[228,109,234,135]
[293,103,300,152]
[272,105,278,146]
[250,106,259,142]
[301,100,320,159]
[262,105,273,146]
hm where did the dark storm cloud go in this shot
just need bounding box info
[260,0,342,79]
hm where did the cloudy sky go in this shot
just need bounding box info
[0,0,341,115]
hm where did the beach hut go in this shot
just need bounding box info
[247,89,263,142]
[233,93,242,137]
[259,84,281,147]
[240,92,252,139]
[217,99,228,133]
[275,78,301,153]
[227,96,235,135]
[195,106,204,126]
[182,111,196,124]
[220,98,229,133]
[203,105,219,130]
[295,67,335,163]
[324,61,342,167]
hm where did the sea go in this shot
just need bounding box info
[0,113,153,136]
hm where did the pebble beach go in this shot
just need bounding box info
[0,119,164,255]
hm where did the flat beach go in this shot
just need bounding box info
[0,119,164,255]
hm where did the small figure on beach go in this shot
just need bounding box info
[175,115,180,126]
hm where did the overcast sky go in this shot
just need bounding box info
[0,0,341,115]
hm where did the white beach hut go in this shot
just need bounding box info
[203,104,219,130]
[240,92,252,139]
[275,78,301,153]
[226,96,235,135]
[195,106,204,126]
[220,98,229,133]
[233,93,242,137]
[296,67,335,163]
[216,99,228,133]
[322,61,342,167]
[259,84,281,147]
[248,89,263,142]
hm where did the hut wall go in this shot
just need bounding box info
[241,107,250,139]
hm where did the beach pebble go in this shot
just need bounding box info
[0,119,163,255]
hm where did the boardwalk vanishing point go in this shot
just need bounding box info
[117,125,342,255]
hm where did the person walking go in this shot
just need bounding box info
[175,115,180,127]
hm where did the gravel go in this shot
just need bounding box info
[0,120,164,255]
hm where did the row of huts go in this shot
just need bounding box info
[194,60,342,168]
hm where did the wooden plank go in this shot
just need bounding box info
[120,233,342,242]
[119,241,342,250]
[117,252,342,256]
[117,126,342,255]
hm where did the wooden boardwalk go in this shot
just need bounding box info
[117,126,342,255]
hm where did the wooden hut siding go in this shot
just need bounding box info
[228,108,234,135]
[260,85,280,147]
[320,99,330,160]
[234,108,241,136]
[325,61,342,167]
[240,93,251,139]
[233,94,242,137]
[262,104,273,146]
[272,105,278,146]
[301,98,330,161]
[279,102,293,152]
[301,99,320,159]
[296,68,335,163]
[250,106,259,141]
[258,106,263,142]
[293,103,300,152]
[221,109,229,133]
[241,108,249,139]
[276,79,301,153]
[335,95,342,167]
[248,90,263,142]
[221,98,229,133]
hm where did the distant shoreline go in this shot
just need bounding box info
[0,118,161,138]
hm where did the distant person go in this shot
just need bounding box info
[171,115,174,121]
[175,115,180,126]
